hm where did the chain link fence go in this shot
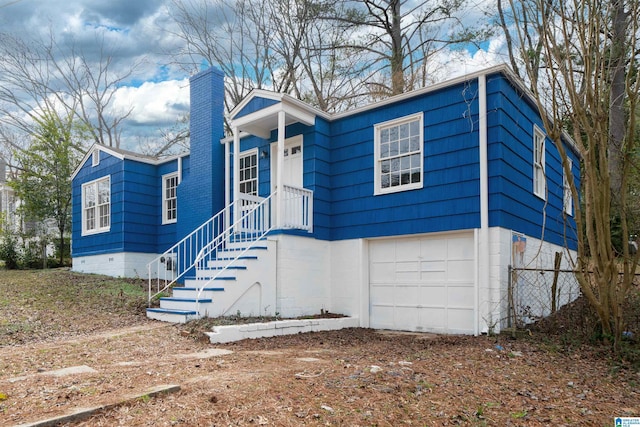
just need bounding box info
[508,264,581,329]
[507,257,640,334]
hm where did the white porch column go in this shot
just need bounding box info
[224,133,231,228]
[276,110,285,228]
[233,127,240,223]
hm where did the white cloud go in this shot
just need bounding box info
[113,78,190,127]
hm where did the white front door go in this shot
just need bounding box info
[271,135,303,190]
[271,135,303,227]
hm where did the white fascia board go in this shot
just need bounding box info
[220,131,252,145]
[229,101,317,139]
[231,102,283,129]
[228,89,284,120]
[282,102,316,126]
[331,64,511,121]
[240,124,272,140]
[71,143,188,180]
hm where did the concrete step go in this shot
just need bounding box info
[173,286,225,299]
[159,297,213,311]
[218,245,268,254]
[206,255,257,269]
[184,275,235,285]
[146,308,200,323]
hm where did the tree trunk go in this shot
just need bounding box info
[608,0,627,200]
[390,0,404,95]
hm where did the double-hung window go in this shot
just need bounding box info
[239,149,258,196]
[374,113,424,195]
[82,176,110,235]
[563,158,573,216]
[163,173,179,224]
[533,125,546,199]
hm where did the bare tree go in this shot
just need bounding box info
[168,0,276,110]
[169,0,371,115]
[327,0,487,96]
[495,0,547,83]
[502,0,640,347]
[0,30,139,149]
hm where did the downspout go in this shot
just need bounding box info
[177,156,182,183]
[478,74,490,336]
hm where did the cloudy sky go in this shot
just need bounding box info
[0,0,504,152]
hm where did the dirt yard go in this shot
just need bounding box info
[0,270,639,426]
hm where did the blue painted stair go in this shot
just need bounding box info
[146,243,267,323]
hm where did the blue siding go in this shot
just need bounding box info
[72,151,125,256]
[234,120,333,240]
[119,160,157,252]
[72,150,184,257]
[329,81,481,240]
[234,97,279,119]
[73,67,580,264]
[486,73,579,248]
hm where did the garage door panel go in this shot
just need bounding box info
[369,233,476,334]
[420,260,445,272]
[370,262,395,282]
[418,308,446,331]
[396,239,421,260]
[420,286,446,306]
[447,308,475,333]
[395,284,420,305]
[448,260,474,282]
[370,239,395,261]
[370,305,394,329]
[420,238,447,260]
[396,261,420,281]
[394,306,420,328]
[447,236,475,259]
[370,284,395,304]
[448,286,475,308]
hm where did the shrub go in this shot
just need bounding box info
[0,233,20,269]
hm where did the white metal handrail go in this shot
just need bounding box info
[147,201,237,304]
[193,192,273,291]
[281,184,313,231]
[147,185,313,308]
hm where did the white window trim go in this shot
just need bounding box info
[563,158,573,216]
[374,112,424,195]
[81,176,110,236]
[533,125,546,200]
[239,148,259,196]
[162,172,180,224]
[92,149,100,166]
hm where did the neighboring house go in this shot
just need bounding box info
[0,161,58,259]
[0,161,19,233]
[71,65,580,335]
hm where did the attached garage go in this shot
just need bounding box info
[369,232,476,334]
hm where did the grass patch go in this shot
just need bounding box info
[0,269,149,346]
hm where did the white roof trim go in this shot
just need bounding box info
[229,96,318,139]
[225,64,579,157]
[71,144,188,180]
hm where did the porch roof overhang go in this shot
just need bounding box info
[227,90,318,139]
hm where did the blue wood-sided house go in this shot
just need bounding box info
[71,65,580,335]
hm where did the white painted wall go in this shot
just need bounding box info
[71,229,578,334]
[72,252,158,278]
[329,239,367,322]
[272,234,332,318]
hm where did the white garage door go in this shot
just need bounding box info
[369,233,476,334]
